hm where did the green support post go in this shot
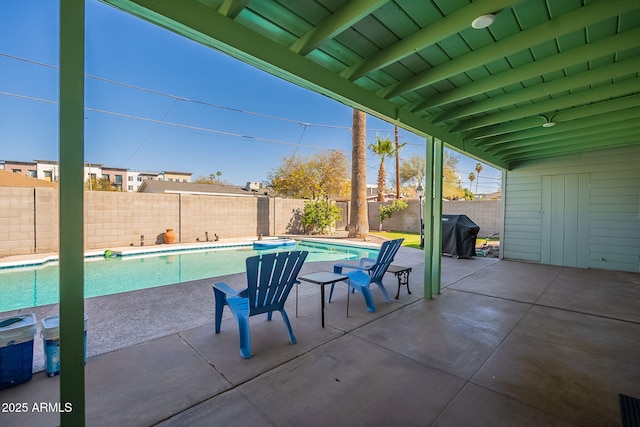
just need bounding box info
[423,136,443,299]
[431,138,443,295]
[423,137,434,299]
[59,1,86,425]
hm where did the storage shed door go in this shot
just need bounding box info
[541,174,590,267]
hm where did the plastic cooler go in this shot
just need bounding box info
[0,313,37,389]
[41,314,88,377]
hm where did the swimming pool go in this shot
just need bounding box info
[0,240,379,313]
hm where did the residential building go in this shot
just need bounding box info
[84,163,102,188]
[162,171,192,183]
[138,171,161,182]
[35,160,59,182]
[2,159,193,192]
[138,179,261,196]
[126,170,141,192]
[100,166,127,191]
[2,160,37,177]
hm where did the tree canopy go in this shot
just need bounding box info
[194,171,229,185]
[269,150,349,199]
[399,155,426,187]
[85,177,119,191]
[399,150,465,200]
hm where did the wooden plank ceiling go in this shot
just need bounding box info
[101,0,640,170]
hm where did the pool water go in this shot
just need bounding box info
[0,241,378,313]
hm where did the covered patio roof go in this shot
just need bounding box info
[101,0,640,168]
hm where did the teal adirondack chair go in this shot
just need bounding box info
[329,238,404,312]
[213,250,308,359]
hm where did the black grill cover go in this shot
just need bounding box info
[441,215,480,258]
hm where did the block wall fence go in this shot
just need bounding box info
[368,199,502,238]
[0,188,500,257]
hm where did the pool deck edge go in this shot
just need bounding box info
[0,239,259,269]
[0,235,384,269]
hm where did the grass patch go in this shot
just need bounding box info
[372,230,499,251]
[369,231,422,250]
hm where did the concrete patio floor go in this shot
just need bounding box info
[1,246,639,426]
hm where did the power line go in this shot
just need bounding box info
[0,91,56,105]
[0,52,398,134]
[117,98,179,167]
[1,52,501,182]
[459,171,502,181]
[0,90,349,152]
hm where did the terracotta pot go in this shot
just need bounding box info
[164,228,176,244]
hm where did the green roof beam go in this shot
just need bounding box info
[474,103,640,151]
[341,0,522,81]
[435,57,640,123]
[217,0,251,19]
[415,26,640,110]
[391,0,640,102]
[452,77,640,132]
[489,113,640,156]
[496,128,640,159]
[502,132,640,163]
[290,0,391,56]
[465,117,544,141]
[553,93,640,123]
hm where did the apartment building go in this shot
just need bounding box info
[2,160,38,177]
[2,159,190,192]
[162,171,192,183]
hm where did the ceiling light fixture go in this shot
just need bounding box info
[471,14,496,29]
[540,115,556,128]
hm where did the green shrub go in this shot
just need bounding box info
[300,199,342,234]
[379,199,408,222]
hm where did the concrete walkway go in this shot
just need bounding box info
[1,246,639,426]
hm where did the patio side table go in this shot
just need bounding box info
[386,265,412,299]
[297,272,349,328]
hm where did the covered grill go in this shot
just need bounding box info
[441,215,480,258]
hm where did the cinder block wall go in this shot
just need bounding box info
[369,199,501,237]
[180,194,267,242]
[35,188,59,253]
[85,191,180,248]
[335,201,349,231]
[368,200,421,232]
[1,191,308,256]
[271,197,307,235]
[1,188,36,256]
[1,189,501,256]
[444,200,500,237]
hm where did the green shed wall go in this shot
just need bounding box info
[503,145,640,273]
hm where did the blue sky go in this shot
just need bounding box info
[0,0,501,193]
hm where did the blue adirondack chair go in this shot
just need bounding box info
[329,238,404,312]
[213,250,308,359]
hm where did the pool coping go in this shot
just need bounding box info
[0,236,382,270]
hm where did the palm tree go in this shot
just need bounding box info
[474,163,483,193]
[370,136,403,202]
[348,109,369,238]
[208,171,222,183]
[468,172,476,194]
